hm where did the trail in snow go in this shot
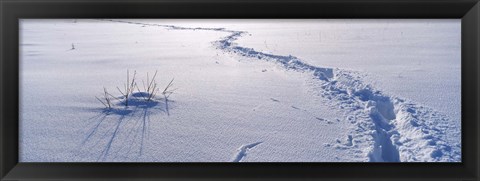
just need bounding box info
[101,19,460,162]
[232,142,263,162]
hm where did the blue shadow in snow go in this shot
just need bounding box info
[81,94,174,161]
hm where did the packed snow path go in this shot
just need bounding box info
[100,19,460,162]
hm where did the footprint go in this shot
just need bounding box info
[232,142,262,162]
[315,117,325,121]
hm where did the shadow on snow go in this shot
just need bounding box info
[81,96,174,161]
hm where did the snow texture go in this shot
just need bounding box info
[19,19,460,162]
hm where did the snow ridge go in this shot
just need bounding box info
[101,19,460,162]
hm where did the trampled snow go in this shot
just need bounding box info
[19,19,461,162]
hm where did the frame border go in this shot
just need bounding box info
[1,0,479,180]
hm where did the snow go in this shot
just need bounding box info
[19,19,461,162]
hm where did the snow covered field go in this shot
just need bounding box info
[19,19,461,162]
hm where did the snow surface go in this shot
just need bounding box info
[19,19,461,162]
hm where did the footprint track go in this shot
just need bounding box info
[232,142,263,162]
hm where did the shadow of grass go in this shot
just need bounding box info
[80,98,173,161]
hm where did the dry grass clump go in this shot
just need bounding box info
[96,70,175,109]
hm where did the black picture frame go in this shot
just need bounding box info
[1,0,479,180]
